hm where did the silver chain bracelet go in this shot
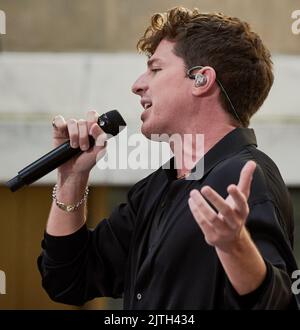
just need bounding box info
[52,184,89,212]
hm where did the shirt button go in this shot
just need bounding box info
[137,293,142,301]
[149,244,155,253]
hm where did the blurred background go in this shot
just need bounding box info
[0,0,299,310]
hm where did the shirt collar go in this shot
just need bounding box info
[163,128,257,182]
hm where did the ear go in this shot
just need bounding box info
[191,66,217,97]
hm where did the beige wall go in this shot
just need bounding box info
[0,0,299,53]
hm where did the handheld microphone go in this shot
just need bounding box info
[6,110,126,192]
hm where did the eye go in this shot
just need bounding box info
[151,68,161,73]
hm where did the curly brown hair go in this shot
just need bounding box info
[137,7,274,127]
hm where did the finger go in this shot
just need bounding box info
[95,146,107,162]
[52,115,65,129]
[52,115,67,133]
[189,197,228,247]
[52,116,69,148]
[201,187,240,230]
[95,134,107,147]
[189,195,238,247]
[227,184,248,217]
[77,119,89,151]
[188,197,214,230]
[191,190,237,232]
[86,110,100,133]
[90,122,107,147]
[237,161,256,199]
[90,122,106,141]
[190,189,217,224]
[201,186,233,221]
[67,119,79,148]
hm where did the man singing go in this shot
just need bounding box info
[38,6,299,309]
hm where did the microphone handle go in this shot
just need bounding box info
[6,109,126,192]
[7,136,95,192]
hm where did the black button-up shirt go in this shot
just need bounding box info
[38,128,300,309]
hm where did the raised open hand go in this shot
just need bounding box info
[188,161,256,251]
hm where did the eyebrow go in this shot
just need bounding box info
[147,58,163,67]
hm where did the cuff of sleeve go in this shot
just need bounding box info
[225,260,273,309]
[42,224,89,263]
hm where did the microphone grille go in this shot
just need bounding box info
[98,110,127,136]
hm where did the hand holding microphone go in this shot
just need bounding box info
[6,109,126,192]
[52,110,108,177]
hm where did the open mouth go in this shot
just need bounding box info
[144,102,152,110]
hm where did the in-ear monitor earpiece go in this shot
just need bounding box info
[194,73,207,87]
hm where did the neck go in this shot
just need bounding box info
[171,123,237,178]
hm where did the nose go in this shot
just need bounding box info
[131,72,148,96]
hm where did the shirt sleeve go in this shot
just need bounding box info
[37,178,147,306]
[224,200,300,310]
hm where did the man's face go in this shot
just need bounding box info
[132,39,193,139]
